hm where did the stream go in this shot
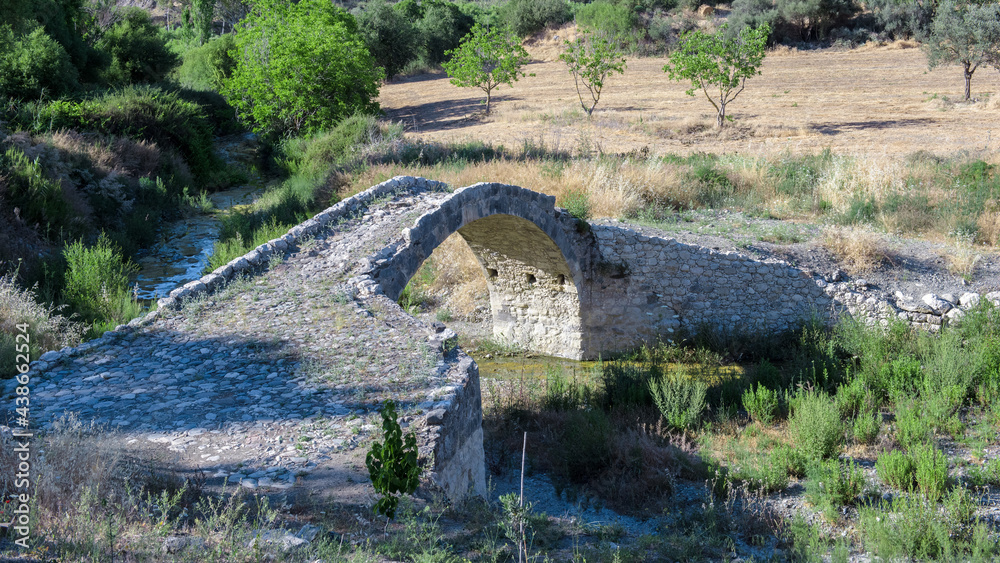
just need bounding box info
[131,185,261,300]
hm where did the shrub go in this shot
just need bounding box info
[501,0,571,37]
[742,383,779,424]
[733,452,790,493]
[805,459,866,518]
[575,1,636,38]
[0,146,72,240]
[366,400,421,519]
[787,390,844,461]
[771,443,807,478]
[649,368,708,431]
[912,442,949,502]
[858,488,996,561]
[557,409,613,482]
[876,449,915,490]
[62,233,140,324]
[966,458,1000,488]
[31,86,220,182]
[560,189,591,221]
[223,0,383,137]
[0,272,84,378]
[96,8,179,85]
[894,399,933,450]
[852,407,881,445]
[172,33,236,91]
[0,25,78,99]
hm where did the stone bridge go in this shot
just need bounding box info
[356,178,832,360]
[12,176,836,503]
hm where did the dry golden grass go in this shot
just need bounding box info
[427,233,487,318]
[822,226,890,274]
[381,45,1000,158]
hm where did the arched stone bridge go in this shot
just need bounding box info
[353,178,832,360]
[15,176,834,504]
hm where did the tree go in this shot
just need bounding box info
[926,0,1000,101]
[222,0,383,137]
[442,24,530,115]
[96,8,178,85]
[559,31,627,117]
[663,23,770,128]
[356,0,420,80]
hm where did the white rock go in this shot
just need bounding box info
[922,293,951,314]
[959,292,980,308]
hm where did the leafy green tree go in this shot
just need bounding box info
[559,31,627,117]
[501,0,571,37]
[926,0,1000,100]
[191,0,214,44]
[222,0,383,137]
[357,0,420,79]
[417,0,475,64]
[96,8,178,85]
[777,0,858,41]
[663,23,770,128]
[442,24,531,115]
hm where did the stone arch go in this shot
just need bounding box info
[371,182,592,359]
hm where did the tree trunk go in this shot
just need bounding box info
[717,102,726,128]
[485,88,491,115]
[964,62,972,101]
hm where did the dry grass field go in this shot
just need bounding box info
[380,30,1000,159]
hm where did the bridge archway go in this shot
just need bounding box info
[371,182,592,360]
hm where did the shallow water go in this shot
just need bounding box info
[132,186,260,300]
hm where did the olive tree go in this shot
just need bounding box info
[442,23,530,115]
[222,0,383,137]
[663,23,770,128]
[926,0,1000,100]
[559,31,627,117]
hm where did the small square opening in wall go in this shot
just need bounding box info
[487,268,498,279]
[557,274,566,286]
[526,273,536,285]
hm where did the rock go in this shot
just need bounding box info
[298,524,322,541]
[946,308,965,322]
[921,293,951,314]
[959,292,981,309]
[697,4,714,16]
[986,291,1000,305]
[426,409,447,425]
[249,530,309,551]
[896,299,933,314]
[940,293,955,304]
[162,536,205,554]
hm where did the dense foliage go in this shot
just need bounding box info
[223,0,382,137]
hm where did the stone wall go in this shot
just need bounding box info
[581,225,834,355]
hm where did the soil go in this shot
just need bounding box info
[380,27,1000,158]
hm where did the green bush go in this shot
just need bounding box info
[172,33,236,91]
[912,442,949,502]
[894,399,933,450]
[559,189,591,222]
[223,0,383,137]
[852,407,881,445]
[731,452,789,493]
[366,400,421,519]
[62,233,141,324]
[575,1,636,38]
[966,458,1000,488]
[787,390,844,461]
[858,488,996,561]
[501,0,571,37]
[876,449,916,490]
[280,114,402,178]
[771,443,807,478]
[558,409,613,483]
[0,272,83,379]
[0,25,78,99]
[96,8,179,85]
[31,86,219,183]
[805,459,866,518]
[742,383,779,424]
[649,369,708,431]
[0,146,73,240]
